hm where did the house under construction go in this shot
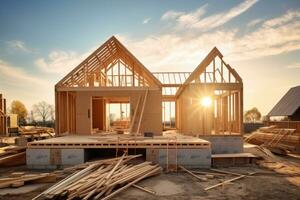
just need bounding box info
[27,36,245,169]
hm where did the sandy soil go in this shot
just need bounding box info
[114,166,300,200]
[0,157,299,200]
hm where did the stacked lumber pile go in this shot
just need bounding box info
[245,126,300,154]
[0,146,26,166]
[35,154,161,200]
[19,126,54,137]
[0,172,57,189]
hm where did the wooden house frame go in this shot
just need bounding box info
[55,36,243,136]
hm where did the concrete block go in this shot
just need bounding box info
[147,148,211,168]
[200,136,243,154]
[27,148,85,169]
[61,149,85,165]
[26,148,50,168]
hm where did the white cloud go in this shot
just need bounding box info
[229,10,300,60]
[263,10,300,27]
[35,50,92,74]
[176,4,207,29]
[247,18,263,27]
[286,62,300,69]
[117,9,300,71]
[0,60,54,110]
[6,40,33,53]
[0,60,50,86]
[161,10,184,20]
[142,18,151,24]
[161,0,258,31]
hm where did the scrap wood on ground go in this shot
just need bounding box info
[0,146,26,167]
[179,165,256,191]
[245,125,300,155]
[19,126,55,137]
[0,172,57,189]
[33,153,162,200]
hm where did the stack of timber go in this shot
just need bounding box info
[35,154,162,200]
[0,172,57,189]
[19,126,54,137]
[0,146,26,166]
[245,126,300,154]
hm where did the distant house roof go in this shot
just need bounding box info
[268,86,300,116]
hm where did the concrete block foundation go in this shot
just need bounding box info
[27,147,212,169]
[200,135,243,154]
[146,148,211,168]
[26,148,85,169]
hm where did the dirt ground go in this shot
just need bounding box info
[0,155,299,200]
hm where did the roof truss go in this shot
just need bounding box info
[176,47,242,96]
[56,36,161,89]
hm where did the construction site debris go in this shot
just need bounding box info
[33,154,162,200]
[0,146,26,167]
[0,173,57,189]
[204,172,256,191]
[245,126,300,154]
[19,126,54,137]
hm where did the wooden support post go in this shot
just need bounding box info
[213,58,216,83]
[234,92,239,133]
[118,60,120,86]
[136,90,148,135]
[67,91,69,133]
[240,88,244,134]
[229,91,231,135]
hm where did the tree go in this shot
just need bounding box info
[244,107,262,123]
[32,101,54,126]
[10,100,28,125]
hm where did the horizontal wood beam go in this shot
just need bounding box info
[189,83,242,90]
[57,86,160,92]
[162,95,176,101]
[162,84,182,87]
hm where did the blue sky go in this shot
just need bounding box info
[0,0,300,115]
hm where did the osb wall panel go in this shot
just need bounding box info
[177,84,214,136]
[75,89,162,135]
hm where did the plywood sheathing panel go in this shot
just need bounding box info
[71,89,162,135]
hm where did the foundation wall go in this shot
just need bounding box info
[146,148,211,168]
[27,148,85,169]
[200,135,243,154]
[27,147,212,169]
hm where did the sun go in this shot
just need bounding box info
[200,96,212,107]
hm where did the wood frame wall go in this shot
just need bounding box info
[176,47,243,135]
[55,36,243,136]
[55,36,162,135]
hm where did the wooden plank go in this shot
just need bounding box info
[0,151,26,167]
[179,165,207,181]
[136,90,149,135]
[204,174,246,190]
[209,169,242,176]
[132,184,156,195]
[204,172,255,191]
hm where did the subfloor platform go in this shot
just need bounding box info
[27,134,210,149]
[26,134,212,169]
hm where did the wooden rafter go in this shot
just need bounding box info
[175,47,243,97]
[56,36,161,89]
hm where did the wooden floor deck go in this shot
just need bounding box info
[27,134,210,149]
